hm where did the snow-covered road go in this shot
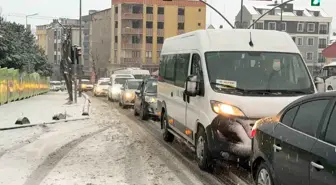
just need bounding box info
[0,95,234,185]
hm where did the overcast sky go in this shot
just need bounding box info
[0,0,335,31]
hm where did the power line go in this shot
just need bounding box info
[5,13,64,20]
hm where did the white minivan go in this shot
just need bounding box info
[157,29,318,171]
[107,74,135,102]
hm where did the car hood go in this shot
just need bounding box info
[97,85,109,89]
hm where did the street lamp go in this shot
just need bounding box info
[26,13,38,29]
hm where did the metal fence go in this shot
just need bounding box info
[0,67,50,105]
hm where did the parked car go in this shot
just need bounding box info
[134,78,158,120]
[119,79,143,108]
[50,81,63,91]
[93,81,109,96]
[251,92,336,185]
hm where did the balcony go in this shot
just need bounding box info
[319,44,327,49]
[121,43,142,49]
[145,58,153,63]
[121,13,143,20]
[318,58,326,63]
[121,57,142,64]
[158,14,164,22]
[319,30,328,34]
[146,44,152,49]
[157,29,164,37]
[146,29,153,36]
[122,28,143,34]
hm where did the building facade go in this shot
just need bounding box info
[235,3,332,74]
[111,0,206,73]
[36,25,48,53]
[90,9,112,78]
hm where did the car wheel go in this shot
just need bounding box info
[328,86,333,91]
[256,163,274,185]
[196,126,214,172]
[134,106,139,116]
[161,111,174,142]
[140,104,148,120]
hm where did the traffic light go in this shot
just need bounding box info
[76,47,81,65]
[311,0,320,6]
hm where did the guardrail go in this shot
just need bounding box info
[0,67,50,105]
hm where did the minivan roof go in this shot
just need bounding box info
[161,29,300,55]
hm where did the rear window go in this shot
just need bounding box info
[99,81,109,85]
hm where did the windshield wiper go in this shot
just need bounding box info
[210,82,247,94]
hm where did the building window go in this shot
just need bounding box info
[132,5,142,14]
[198,23,201,26]
[146,6,153,14]
[268,22,276,30]
[157,37,164,44]
[146,21,153,28]
[132,51,141,58]
[292,37,296,42]
[307,37,314,46]
[115,7,118,14]
[319,24,328,34]
[178,23,184,30]
[297,23,304,32]
[115,21,118,28]
[198,8,201,12]
[306,52,313,61]
[255,22,264,29]
[319,38,327,48]
[132,36,140,44]
[54,55,57,62]
[158,7,164,14]
[308,23,315,32]
[297,37,303,46]
[115,36,118,43]
[54,43,57,49]
[146,36,153,44]
[132,20,141,28]
[280,22,286,31]
[178,8,184,16]
[318,53,325,63]
[158,22,164,29]
[296,10,303,16]
[146,51,152,58]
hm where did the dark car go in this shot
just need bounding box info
[134,78,158,120]
[251,92,336,185]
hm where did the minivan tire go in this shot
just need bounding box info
[255,162,274,185]
[196,126,214,172]
[162,111,174,142]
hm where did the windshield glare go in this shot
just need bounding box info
[127,81,141,89]
[115,78,132,85]
[205,51,314,95]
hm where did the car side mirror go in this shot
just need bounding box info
[185,75,198,97]
[135,90,140,95]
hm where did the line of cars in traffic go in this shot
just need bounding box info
[90,29,334,184]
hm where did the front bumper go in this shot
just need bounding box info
[95,90,108,96]
[146,102,158,116]
[206,115,256,160]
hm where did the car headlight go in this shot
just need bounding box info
[145,96,157,103]
[210,100,245,117]
[125,92,132,98]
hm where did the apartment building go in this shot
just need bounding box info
[36,25,48,53]
[90,8,112,78]
[235,3,333,74]
[111,0,206,73]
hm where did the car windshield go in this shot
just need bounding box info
[115,78,132,85]
[82,80,91,85]
[127,81,141,89]
[205,51,315,96]
[51,82,61,85]
[98,81,109,86]
[145,81,158,93]
[133,74,149,79]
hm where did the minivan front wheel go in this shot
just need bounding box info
[196,126,214,172]
[162,111,174,142]
[256,163,274,185]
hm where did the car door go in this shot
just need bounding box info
[271,98,331,185]
[186,53,205,141]
[310,99,336,185]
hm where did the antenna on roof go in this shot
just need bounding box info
[248,0,295,29]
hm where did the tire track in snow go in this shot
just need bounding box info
[23,125,112,185]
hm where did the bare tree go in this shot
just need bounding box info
[60,27,73,103]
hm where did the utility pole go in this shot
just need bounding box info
[78,0,83,97]
[25,13,38,29]
[240,0,244,28]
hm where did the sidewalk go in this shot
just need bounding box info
[0,92,86,129]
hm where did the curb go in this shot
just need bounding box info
[0,117,90,131]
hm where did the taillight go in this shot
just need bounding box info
[251,128,256,138]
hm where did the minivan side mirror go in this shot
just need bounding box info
[185,75,198,97]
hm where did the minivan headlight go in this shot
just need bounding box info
[145,96,157,103]
[210,100,245,117]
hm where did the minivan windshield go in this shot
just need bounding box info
[115,78,133,85]
[145,80,158,93]
[205,51,315,96]
[127,81,141,89]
